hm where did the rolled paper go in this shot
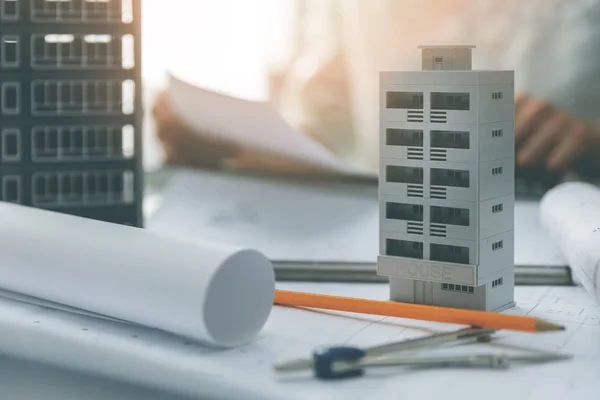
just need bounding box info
[0,202,275,348]
[540,182,600,304]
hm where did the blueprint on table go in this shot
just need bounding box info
[0,283,597,400]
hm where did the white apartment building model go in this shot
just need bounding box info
[377,46,515,311]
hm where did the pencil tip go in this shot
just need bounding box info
[535,320,565,332]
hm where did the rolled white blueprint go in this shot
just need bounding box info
[540,182,600,304]
[0,202,276,348]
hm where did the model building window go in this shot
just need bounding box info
[386,129,423,147]
[430,206,469,226]
[2,175,20,203]
[431,168,469,188]
[386,91,424,109]
[1,82,19,114]
[386,202,424,221]
[492,203,504,214]
[492,91,504,100]
[492,129,503,138]
[442,283,474,294]
[0,0,19,21]
[430,130,469,149]
[431,92,470,111]
[1,128,21,161]
[492,240,504,251]
[430,243,469,264]
[492,167,504,176]
[1,36,19,67]
[386,239,424,259]
[492,277,504,288]
[386,165,423,184]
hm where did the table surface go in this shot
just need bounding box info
[0,282,598,400]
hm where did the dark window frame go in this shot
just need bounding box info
[430,206,470,226]
[431,168,469,188]
[386,238,424,259]
[431,92,470,111]
[386,165,424,184]
[1,35,20,67]
[430,243,469,264]
[385,128,423,147]
[386,129,424,147]
[430,130,470,149]
[386,202,424,222]
[386,91,424,109]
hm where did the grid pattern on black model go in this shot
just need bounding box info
[0,0,143,227]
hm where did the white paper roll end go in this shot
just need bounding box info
[203,249,275,348]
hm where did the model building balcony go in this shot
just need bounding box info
[380,72,514,126]
[380,122,512,164]
[428,121,513,164]
[426,196,514,243]
[379,126,424,160]
[380,194,481,242]
[429,128,471,163]
[379,159,426,199]
[382,159,513,202]
[379,230,477,266]
[380,88,476,125]
[380,91,424,122]
[428,164,476,202]
[429,202,475,241]
[379,195,425,237]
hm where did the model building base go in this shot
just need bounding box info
[388,270,515,312]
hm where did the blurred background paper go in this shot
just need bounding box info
[165,75,375,179]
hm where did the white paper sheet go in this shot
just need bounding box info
[0,202,275,348]
[0,283,597,400]
[540,182,600,303]
[167,75,370,176]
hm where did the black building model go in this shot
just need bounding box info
[0,0,143,226]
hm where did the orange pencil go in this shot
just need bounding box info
[274,290,564,333]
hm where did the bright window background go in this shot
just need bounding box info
[141,0,292,169]
[142,0,291,97]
